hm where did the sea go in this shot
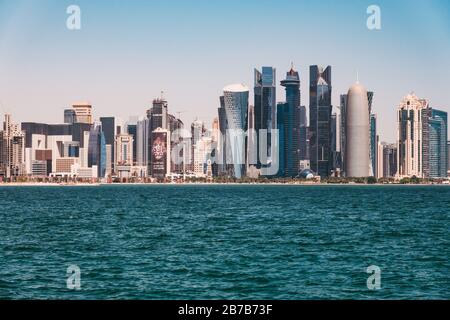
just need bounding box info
[0,185,448,299]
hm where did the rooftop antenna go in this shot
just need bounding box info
[356,70,359,84]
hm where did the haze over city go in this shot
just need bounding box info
[0,0,449,142]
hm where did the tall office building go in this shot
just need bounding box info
[88,122,107,178]
[345,82,370,177]
[100,117,122,175]
[298,105,308,160]
[136,118,150,167]
[341,91,374,177]
[168,114,184,174]
[376,140,384,179]
[71,102,93,124]
[423,108,448,178]
[447,141,450,177]
[330,113,342,175]
[127,124,137,165]
[0,114,25,178]
[309,65,332,177]
[150,128,171,179]
[254,67,276,169]
[64,109,77,124]
[147,98,169,131]
[379,143,397,178]
[115,133,134,167]
[370,114,378,177]
[190,119,206,173]
[217,96,229,175]
[277,66,301,177]
[222,84,249,179]
[397,93,429,178]
[339,94,348,175]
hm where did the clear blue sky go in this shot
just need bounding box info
[0,0,449,142]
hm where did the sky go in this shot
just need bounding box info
[0,0,449,142]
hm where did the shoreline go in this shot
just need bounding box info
[0,182,449,187]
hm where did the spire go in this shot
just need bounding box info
[356,70,359,84]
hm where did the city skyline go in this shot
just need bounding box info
[1,0,450,142]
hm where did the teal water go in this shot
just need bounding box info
[0,185,448,299]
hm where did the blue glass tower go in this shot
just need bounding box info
[88,122,107,178]
[278,65,302,177]
[309,66,332,177]
[254,67,276,169]
[428,109,448,178]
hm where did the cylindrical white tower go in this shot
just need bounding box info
[345,82,370,177]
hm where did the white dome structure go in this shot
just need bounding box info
[345,82,370,177]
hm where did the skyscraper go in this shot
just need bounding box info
[64,109,76,124]
[115,133,134,166]
[339,94,348,175]
[71,102,93,124]
[0,114,25,178]
[150,128,170,179]
[382,143,398,178]
[100,117,122,175]
[147,98,168,131]
[345,82,370,177]
[370,113,378,177]
[217,96,229,176]
[136,118,150,167]
[447,141,450,177]
[397,93,429,178]
[278,65,301,177]
[88,122,107,178]
[424,109,448,178]
[330,113,341,175]
[397,93,448,179]
[127,124,137,165]
[254,67,276,169]
[309,65,332,177]
[298,105,308,160]
[223,84,249,179]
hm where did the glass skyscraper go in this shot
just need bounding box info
[222,84,249,179]
[428,109,448,178]
[370,113,377,177]
[254,67,276,169]
[88,122,107,178]
[100,117,121,173]
[309,65,332,177]
[278,66,301,177]
[127,124,137,165]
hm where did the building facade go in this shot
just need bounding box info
[396,94,448,178]
[278,66,302,177]
[345,82,370,177]
[424,109,448,178]
[0,114,26,178]
[254,67,276,169]
[88,122,107,178]
[309,65,332,177]
[115,133,134,167]
[222,84,249,179]
[71,102,93,124]
[396,93,429,178]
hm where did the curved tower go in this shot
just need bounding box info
[345,82,370,177]
[223,84,249,178]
